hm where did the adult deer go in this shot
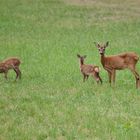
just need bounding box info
[94,41,140,88]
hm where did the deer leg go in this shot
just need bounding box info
[129,66,140,79]
[129,69,140,88]
[133,70,140,88]
[135,77,138,89]
[17,68,21,79]
[105,67,112,84]
[132,70,140,80]
[134,75,140,89]
[136,77,140,88]
[134,71,140,80]
[107,69,115,85]
[107,71,111,84]
[12,65,21,80]
[92,72,98,84]
[83,74,86,82]
[131,70,140,80]
[96,72,102,84]
[98,73,102,84]
[112,69,116,84]
[92,72,102,84]
[110,72,114,85]
[15,70,18,80]
[4,71,8,80]
[13,67,20,81]
[86,75,89,80]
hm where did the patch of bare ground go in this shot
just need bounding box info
[64,0,96,6]
[65,0,140,7]
[62,0,140,26]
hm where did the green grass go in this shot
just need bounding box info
[0,0,140,139]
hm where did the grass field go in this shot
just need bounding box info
[0,0,140,139]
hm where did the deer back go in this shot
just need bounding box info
[81,64,98,74]
[2,58,21,69]
[103,52,139,70]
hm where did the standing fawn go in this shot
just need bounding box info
[94,41,140,88]
[0,57,21,81]
[77,54,102,84]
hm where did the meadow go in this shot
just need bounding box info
[0,0,140,139]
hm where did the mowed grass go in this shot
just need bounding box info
[0,0,140,139]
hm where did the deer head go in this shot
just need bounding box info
[94,42,109,55]
[77,54,87,65]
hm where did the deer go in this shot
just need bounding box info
[77,54,102,84]
[0,57,21,81]
[94,41,140,88]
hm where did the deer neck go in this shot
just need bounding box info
[79,60,84,68]
[80,59,84,65]
[101,54,105,67]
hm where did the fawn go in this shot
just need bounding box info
[77,54,102,84]
[95,41,140,88]
[0,57,21,81]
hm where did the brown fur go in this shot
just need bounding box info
[95,42,140,88]
[0,57,21,80]
[77,54,102,84]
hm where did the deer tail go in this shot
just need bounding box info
[94,66,100,73]
[134,55,139,61]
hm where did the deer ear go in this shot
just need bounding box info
[94,42,100,48]
[105,41,109,47]
[77,54,80,58]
